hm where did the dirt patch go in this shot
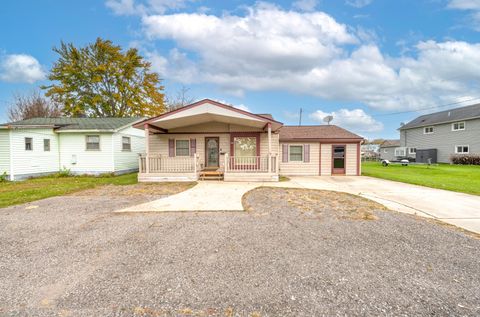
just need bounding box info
[243,187,386,220]
[70,182,197,197]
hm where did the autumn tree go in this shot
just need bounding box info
[43,38,165,117]
[7,90,63,122]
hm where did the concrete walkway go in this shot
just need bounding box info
[119,176,480,234]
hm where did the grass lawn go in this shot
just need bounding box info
[0,173,138,208]
[362,162,480,195]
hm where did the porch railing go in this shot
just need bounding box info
[224,154,279,173]
[139,154,200,173]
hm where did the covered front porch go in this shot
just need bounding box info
[135,99,282,182]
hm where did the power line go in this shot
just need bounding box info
[373,97,480,117]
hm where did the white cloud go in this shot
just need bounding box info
[447,0,480,10]
[345,0,373,8]
[292,0,319,12]
[137,3,480,112]
[310,108,383,132]
[0,54,45,83]
[234,104,250,112]
[106,0,194,15]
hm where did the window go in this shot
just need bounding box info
[175,140,190,156]
[86,135,100,150]
[25,137,32,151]
[384,149,388,153]
[44,139,50,151]
[395,147,406,157]
[409,147,416,154]
[452,122,465,131]
[424,126,434,134]
[122,136,131,151]
[289,145,303,162]
[234,137,257,157]
[455,145,469,154]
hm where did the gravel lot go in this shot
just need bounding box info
[0,186,479,316]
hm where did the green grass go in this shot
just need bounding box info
[0,173,138,208]
[362,162,480,196]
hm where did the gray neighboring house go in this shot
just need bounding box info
[399,103,480,163]
[379,140,400,161]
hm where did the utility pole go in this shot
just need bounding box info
[299,108,303,126]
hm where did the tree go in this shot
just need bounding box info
[43,38,165,117]
[7,90,63,122]
[165,85,195,110]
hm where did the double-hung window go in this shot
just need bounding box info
[289,145,303,162]
[175,140,190,156]
[86,135,100,151]
[44,139,50,151]
[122,137,131,151]
[25,137,32,151]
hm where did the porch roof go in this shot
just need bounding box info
[134,99,283,131]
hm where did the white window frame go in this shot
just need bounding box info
[394,147,406,157]
[409,147,416,155]
[289,144,303,162]
[383,149,388,153]
[122,136,131,151]
[455,145,469,154]
[175,139,190,157]
[86,135,100,151]
[424,126,434,134]
[451,121,465,131]
[25,137,33,151]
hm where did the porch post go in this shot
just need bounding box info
[144,123,150,174]
[267,123,272,173]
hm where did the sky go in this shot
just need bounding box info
[1,0,480,139]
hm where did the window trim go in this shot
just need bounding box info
[451,121,466,132]
[289,144,304,162]
[175,139,190,157]
[424,126,434,134]
[85,135,101,151]
[394,147,406,157]
[455,145,469,154]
[409,147,416,155]
[122,136,131,152]
[44,139,50,152]
[25,137,33,151]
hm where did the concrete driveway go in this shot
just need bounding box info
[121,176,480,234]
[285,176,480,234]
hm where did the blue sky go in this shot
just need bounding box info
[1,0,480,139]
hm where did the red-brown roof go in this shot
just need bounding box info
[278,125,363,141]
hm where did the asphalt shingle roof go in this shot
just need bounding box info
[278,125,363,140]
[400,103,480,130]
[380,139,400,147]
[1,117,142,131]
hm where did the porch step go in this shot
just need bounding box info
[199,170,224,181]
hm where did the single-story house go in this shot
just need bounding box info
[0,117,145,180]
[134,99,363,182]
[379,139,400,161]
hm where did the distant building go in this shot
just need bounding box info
[379,140,400,161]
[399,103,480,163]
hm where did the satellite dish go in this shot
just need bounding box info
[323,115,334,125]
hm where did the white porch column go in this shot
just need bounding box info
[144,123,150,174]
[267,123,272,173]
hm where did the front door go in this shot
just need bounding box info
[205,137,220,168]
[332,145,346,174]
